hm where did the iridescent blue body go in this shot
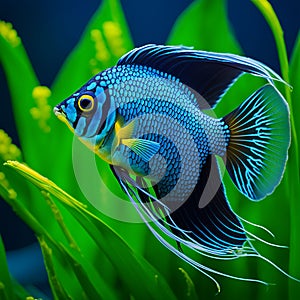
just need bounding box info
[54,45,293,286]
[95,65,227,199]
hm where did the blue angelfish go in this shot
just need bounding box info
[54,45,293,288]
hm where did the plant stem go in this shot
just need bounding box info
[252,2,300,299]
[251,0,298,163]
[42,191,81,252]
[251,1,289,84]
[38,236,71,300]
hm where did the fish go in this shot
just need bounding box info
[54,44,294,289]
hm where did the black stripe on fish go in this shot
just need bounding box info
[91,89,112,138]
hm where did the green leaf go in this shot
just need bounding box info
[288,30,300,299]
[251,0,298,166]
[1,163,117,299]
[290,31,300,150]
[57,241,119,300]
[39,191,119,299]
[4,161,177,300]
[38,236,72,300]
[167,0,242,53]
[251,0,290,91]
[0,21,48,169]
[0,236,15,300]
[0,237,31,299]
[0,21,58,231]
[66,204,176,300]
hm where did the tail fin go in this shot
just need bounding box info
[222,84,290,200]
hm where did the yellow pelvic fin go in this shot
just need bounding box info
[113,117,160,161]
[113,117,136,151]
[115,118,136,139]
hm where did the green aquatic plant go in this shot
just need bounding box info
[0,0,299,299]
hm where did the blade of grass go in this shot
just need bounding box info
[0,21,64,232]
[0,236,15,300]
[251,2,300,299]
[4,160,177,300]
[288,30,300,299]
[0,21,52,171]
[39,191,120,299]
[290,31,300,147]
[57,241,120,300]
[251,0,298,163]
[41,191,80,251]
[0,235,36,299]
[1,171,118,299]
[1,174,86,298]
[37,236,71,300]
[251,1,290,88]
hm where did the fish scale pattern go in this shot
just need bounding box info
[103,65,229,201]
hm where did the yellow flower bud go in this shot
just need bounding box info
[31,86,52,132]
[0,20,21,47]
[90,28,111,72]
[0,172,17,199]
[103,21,126,57]
[0,129,21,161]
[32,86,52,99]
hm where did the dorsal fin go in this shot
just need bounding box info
[117,44,285,108]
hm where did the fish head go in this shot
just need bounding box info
[54,74,116,147]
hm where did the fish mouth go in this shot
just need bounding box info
[53,106,65,117]
[53,106,75,133]
[53,106,69,122]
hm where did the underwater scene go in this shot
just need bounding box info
[0,0,300,299]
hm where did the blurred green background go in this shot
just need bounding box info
[0,0,299,299]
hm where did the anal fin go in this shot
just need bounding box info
[168,156,247,254]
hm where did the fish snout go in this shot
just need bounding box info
[53,106,65,117]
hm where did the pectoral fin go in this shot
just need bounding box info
[116,119,135,139]
[122,138,160,161]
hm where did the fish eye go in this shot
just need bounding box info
[78,94,94,112]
